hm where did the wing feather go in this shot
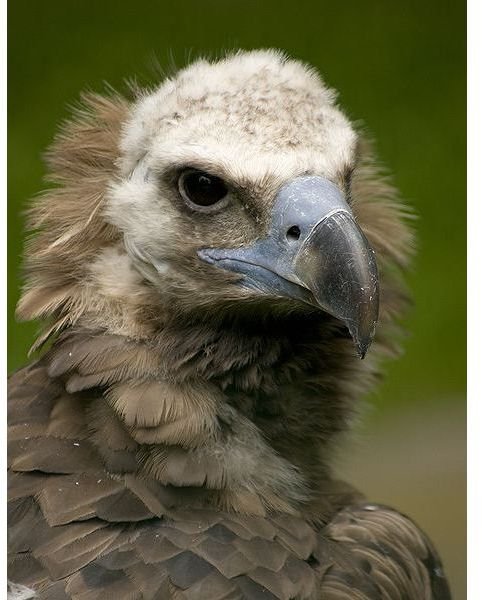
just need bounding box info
[9,358,451,599]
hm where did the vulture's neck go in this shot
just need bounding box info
[46,309,366,519]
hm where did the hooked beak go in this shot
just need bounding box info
[198,176,379,358]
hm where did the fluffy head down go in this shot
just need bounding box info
[17,49,413,357]
[119,49,355,176]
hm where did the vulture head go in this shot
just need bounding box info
[16,49,413,514]
[111,52,378,357]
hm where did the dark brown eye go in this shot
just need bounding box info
[178,169,228,207]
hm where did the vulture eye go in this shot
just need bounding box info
[178,169,228,208]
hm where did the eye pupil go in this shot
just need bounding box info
[179,169,228,207]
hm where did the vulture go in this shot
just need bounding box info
[8,50,451,599]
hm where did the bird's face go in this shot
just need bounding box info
[106,51,378,356]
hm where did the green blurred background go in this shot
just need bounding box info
[8,0,466,596]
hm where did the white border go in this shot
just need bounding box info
[2,0,8,590]
[467,0,478,598]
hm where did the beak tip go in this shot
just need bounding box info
[355,341,368,360]
[351,322,377,359]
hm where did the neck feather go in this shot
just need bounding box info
[44,309,373,517]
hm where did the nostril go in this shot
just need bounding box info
[286,225,301,241]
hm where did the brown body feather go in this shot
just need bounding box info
[8,342,450,599]
[9,51,450,598]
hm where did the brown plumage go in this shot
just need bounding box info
[8,50,450,599]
